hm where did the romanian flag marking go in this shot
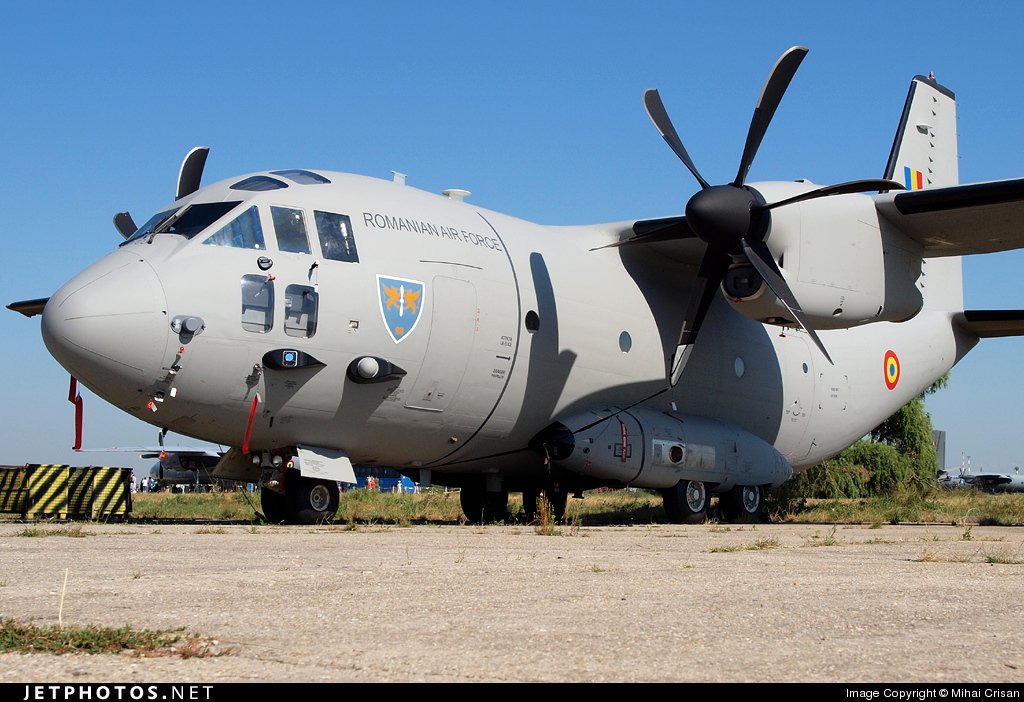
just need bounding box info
[904,166,925,191]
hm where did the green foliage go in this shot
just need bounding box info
[781,372,950,501]
[0,619,188,655]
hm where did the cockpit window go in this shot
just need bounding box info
[166,201,242,239]
[121,207,179,245]
[203,206,265,250]
[271,169,331,185]
[231,175,288,191]
[271,206,310,254]
[314,210,359,262]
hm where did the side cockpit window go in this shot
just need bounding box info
[284,285,318,338]
[241,274,274,333]
[203,206,265,250]
[271,206,310,254]
[315,211,358,262]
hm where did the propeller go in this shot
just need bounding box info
[111,146,210,241]
[643,46,903,384]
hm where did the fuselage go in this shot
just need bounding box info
[40,169,970,488]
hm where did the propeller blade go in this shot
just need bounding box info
[757,179,906,212]
[669,247,730,384]
[733,46,808,187]
[176,146,210,200]
[643,89,710,190]
[741,238,833,364]
[113,211,137,239]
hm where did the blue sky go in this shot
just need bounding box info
[2,1,1023,475]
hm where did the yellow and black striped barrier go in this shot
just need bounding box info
[0,466,28,515]
[0,465,132,520]
[25,464,70,519]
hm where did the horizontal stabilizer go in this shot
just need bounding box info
[953,310,1024,338]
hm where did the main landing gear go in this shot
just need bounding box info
[660,481,767,524]
[459,480,569,524]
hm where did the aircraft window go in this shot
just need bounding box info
[203,206,266,250]
[241,274,274,333]
[271,169,331,185]
[121,207,179,245]
[284,284,318,338]
[314,211,359,263]
[162,201,242,239]
[230,175,288,191]
[271,206,311,254]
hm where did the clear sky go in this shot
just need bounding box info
[2,1,1023,475]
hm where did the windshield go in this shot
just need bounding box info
[164,202,242,238]
[121,208,178,245]
[120,201,242,245]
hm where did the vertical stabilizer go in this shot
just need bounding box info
[885,75,963,312]
[884,75,958,189]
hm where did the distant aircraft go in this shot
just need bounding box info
[10,46,1024,525]
[144,448,229,491]
[939,460,1024,494]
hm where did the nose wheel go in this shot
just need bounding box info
[260,469,340,525]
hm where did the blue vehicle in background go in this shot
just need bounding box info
[344,466,417,493]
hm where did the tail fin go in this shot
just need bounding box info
[885,75,963,312]
[884,75,959,189]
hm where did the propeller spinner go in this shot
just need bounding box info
[643,46,902,384]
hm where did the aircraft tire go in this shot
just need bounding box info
[289,475,340,525]
[719,484,765,524]
[260,488,288,524]
[662,480,708,524]
[460,486,509,524]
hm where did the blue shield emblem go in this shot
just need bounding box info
[377,275,426,343]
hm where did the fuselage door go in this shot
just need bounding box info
[405,276,476,411]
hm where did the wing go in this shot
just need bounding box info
[875,178,1024,255]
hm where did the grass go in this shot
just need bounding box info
[0,619,222,657]
[14,525,92,537]
[710,536,780,553]
[3,484,1024,527]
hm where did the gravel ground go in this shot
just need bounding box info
[0,521,1022,683]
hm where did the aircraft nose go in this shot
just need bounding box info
[42,252,169,396]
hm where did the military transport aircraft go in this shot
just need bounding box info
[10,46,1024,525]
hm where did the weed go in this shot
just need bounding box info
[590,563,605,572]
[131,569,142,580]
[194,527,226,535]
[455,547,466,564]
[806,526,838,547]
[961,524,973,541]
[710,537,779,553]
[984,550,1023,565]
[15,526,91,538]
[914,548,940,562]
[0,619,224,657]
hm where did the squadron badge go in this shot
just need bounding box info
[377,275,426,343]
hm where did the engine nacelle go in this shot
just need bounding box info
[724,182,924,330]
[534,406,791,491]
